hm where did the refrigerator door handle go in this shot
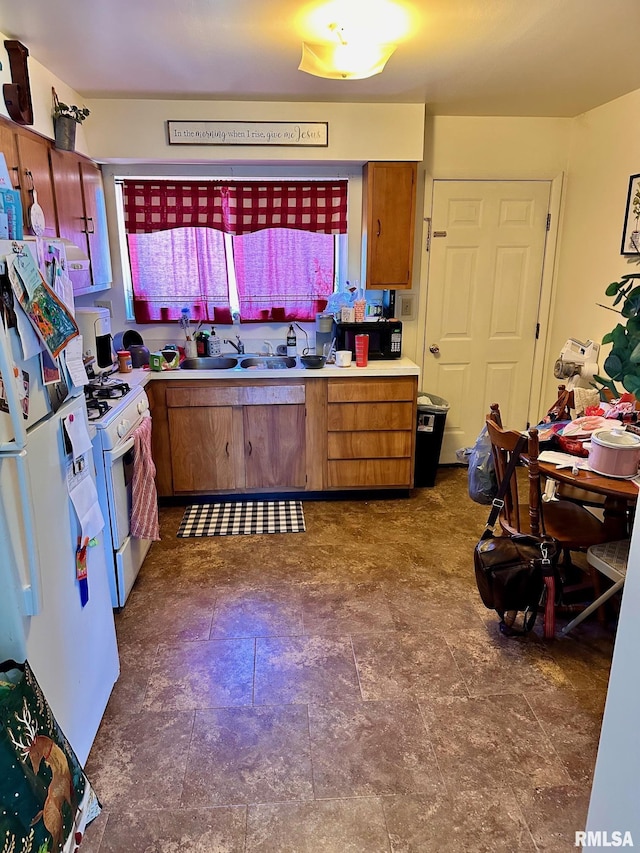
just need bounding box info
[0,319,28,451]
[2,449,42,615]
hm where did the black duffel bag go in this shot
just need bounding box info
[474,532,559,635]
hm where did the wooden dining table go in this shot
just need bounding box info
[538,460,638,540]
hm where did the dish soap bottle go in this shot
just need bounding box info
[207,326,221,356]
[286,324,297,357]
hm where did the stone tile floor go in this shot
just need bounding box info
[82,468,614,852]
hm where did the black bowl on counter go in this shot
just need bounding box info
[300,355,326,369]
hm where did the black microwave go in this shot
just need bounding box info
[332,321,403,360]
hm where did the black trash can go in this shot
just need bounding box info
[414,392,449,487]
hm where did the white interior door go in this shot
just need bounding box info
[423,180,551,463]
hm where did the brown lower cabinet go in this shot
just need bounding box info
[148,374,417,496]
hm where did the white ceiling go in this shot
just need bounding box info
[1,0,640,117]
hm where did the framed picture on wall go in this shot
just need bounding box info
[620,173,640,255]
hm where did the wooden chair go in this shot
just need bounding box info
[485,412,610,633]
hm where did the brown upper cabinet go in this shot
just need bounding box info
[50,150,112,293]
[0,114,112,293]
[362,161,417,291]
[15,130,57,238]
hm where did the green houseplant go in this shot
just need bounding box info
[595,272,640,398]
[52,88,90,152]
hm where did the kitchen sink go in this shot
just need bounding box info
[180,356,238,370]
[240,356,297,369]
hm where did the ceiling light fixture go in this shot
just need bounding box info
[299,23,397,80]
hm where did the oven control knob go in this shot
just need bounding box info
[117,418,131,438]
[137,398,149,415]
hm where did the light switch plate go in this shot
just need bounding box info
[399,294,415,319]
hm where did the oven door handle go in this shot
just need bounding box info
[104,434,136,466]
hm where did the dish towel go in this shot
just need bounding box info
[130,416,160,541]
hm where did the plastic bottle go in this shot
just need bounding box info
[286,324,297,357]
[196,330,209,356]
[207,326,221,356]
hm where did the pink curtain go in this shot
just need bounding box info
[127,228,230,323]
[233,229,333,322]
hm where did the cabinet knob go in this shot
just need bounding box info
[376,218,381,238]
[429,344,440,355]
[247,440,252,456]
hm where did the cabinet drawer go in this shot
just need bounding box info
[328,459,412,488]
[327,401,413,431]
[328,430,412,459]
[166,384,305,408]
[328,377,416,403]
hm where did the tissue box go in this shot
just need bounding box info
[149,352,165,371]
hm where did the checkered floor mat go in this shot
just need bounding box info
[177,500,306,537]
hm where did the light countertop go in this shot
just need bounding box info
[115,356,420,385]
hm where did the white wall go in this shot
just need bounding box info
[0,34,91,154]
[549,88,640,406]
[407,115,572,387]
[84,99,425,165]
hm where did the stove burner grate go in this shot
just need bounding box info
[86,398,112,421]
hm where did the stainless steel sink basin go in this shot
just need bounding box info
[180,356,238,370]
[239,356,297,369]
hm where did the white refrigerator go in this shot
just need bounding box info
[0,239,119,765]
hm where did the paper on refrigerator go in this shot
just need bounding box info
[6,249,78,358]
[66,461,105,541]
[63,410,93,460]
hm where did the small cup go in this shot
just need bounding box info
[335,350,352,367]
[355,334,369,367]
[271,307,286,321]
[184,339,197,359]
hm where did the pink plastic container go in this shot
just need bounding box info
[588,428,640,479]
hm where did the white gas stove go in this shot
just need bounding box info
[87,380,153,607]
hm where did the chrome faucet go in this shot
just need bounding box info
[262,340,274,356]
[224,335,245,354]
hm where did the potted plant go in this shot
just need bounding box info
[52,87,90,152]
[595,272,640,398]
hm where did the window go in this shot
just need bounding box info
[118,179,347,324]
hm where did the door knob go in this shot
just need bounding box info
[429,344,440,354]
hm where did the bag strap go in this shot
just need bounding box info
[482,433,527,536]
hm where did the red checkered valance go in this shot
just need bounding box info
[122,179,348,236]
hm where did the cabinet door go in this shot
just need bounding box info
[168,406,236,492]
[363,162,417,290]
[80,160,112,288]
[0,123,20,189]
[50,148,92,291]
[15,131,57,237]
[243,404,306,489]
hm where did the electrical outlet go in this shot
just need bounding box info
[399,294,415,318]
[95,300,112,315]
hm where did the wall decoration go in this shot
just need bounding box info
[620,173,640,255]
[167,121,328,147]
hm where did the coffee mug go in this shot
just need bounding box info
[335,350,352,367]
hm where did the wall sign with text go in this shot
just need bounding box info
[167,121,328,147]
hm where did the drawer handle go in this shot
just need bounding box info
[247,440,252,456]
[376,218,381,238]
[225,441,229,457]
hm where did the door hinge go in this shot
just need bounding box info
[535,322,540,339]
[546,213,551,231]
[424,217,432,252]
